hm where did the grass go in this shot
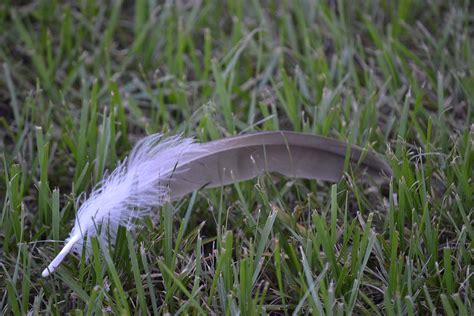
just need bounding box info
[0,0,473,314]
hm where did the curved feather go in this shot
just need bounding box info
[42,131,391,277]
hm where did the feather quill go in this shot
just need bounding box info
[41,131,391,277]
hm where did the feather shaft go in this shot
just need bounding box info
[41,234,81,277]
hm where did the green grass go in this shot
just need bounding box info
[0,0,473,314]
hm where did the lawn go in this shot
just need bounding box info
[0,0,473,314]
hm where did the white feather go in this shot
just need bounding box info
[42,131,392,277]
[41,134,201,277]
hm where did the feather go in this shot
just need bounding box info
[41,131,391,277]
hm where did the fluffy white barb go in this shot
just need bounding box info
[41,134,200,277]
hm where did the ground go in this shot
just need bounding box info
[0,0,473,315]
